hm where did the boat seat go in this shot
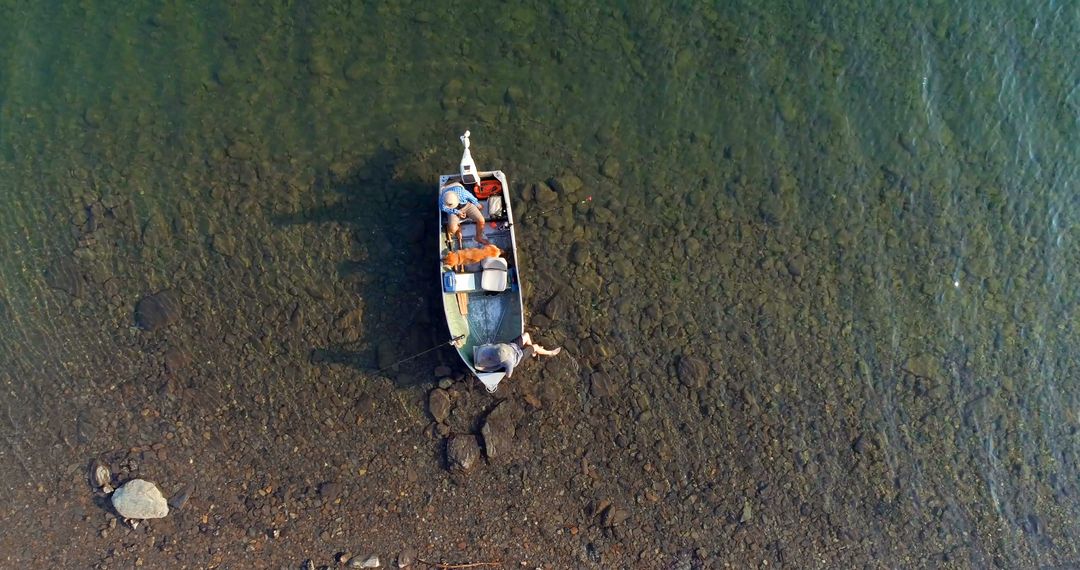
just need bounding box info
[443,271,483,293]
[480,257,508,292]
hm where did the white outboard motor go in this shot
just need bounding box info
[459,130,480,186]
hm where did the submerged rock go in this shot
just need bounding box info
[90,460,111,491]
[111,479,169,519]
[351,555,380,568]
[550,174,584,197]
[601,505,630,527]
[428,389,451,423]
[600,157,621,179]
[677,356,708,389]
[44,258,86,298]
[533,181,558,204]
[167,482,194,510]
[134,291,181,331]
[447,436,481,472]
[590,372,616,398]
[480,402,515,459]
[397,546,416,567]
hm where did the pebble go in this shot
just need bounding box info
[318,481,341,502]
[111,479,169,519]
[437,378,453,389]
[167,482,194,510]
[397,546,416,567]
[349,554,380,568]
[91,461,111,489]
[601,505,630,527]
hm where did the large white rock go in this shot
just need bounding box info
[111,479,169,519]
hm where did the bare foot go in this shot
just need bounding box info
[534,346,562,357]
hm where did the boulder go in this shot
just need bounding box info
[480,403,515,459]
[111,479,169,519]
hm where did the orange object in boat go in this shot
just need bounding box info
[473,179,502,199]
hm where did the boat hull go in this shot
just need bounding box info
[438,171,525,389]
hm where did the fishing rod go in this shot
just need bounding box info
[372,334,465,375]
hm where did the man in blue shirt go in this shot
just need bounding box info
[441,182,489,245]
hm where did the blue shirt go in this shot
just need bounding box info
[440,184,480,215]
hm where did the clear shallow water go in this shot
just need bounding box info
[0,1,1077,567]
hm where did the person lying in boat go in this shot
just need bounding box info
[441,182,489,245]
[474,333,561,379]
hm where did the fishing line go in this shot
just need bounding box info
[371,334,465,375]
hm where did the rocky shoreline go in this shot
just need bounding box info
[0,155,1074,569]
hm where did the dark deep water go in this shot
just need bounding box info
[0,1,1077,567]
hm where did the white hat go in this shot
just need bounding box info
[443,191,460,209]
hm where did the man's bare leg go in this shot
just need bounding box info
[465,204,489,245]
[533,345,561,357]
[521,333,561,357]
